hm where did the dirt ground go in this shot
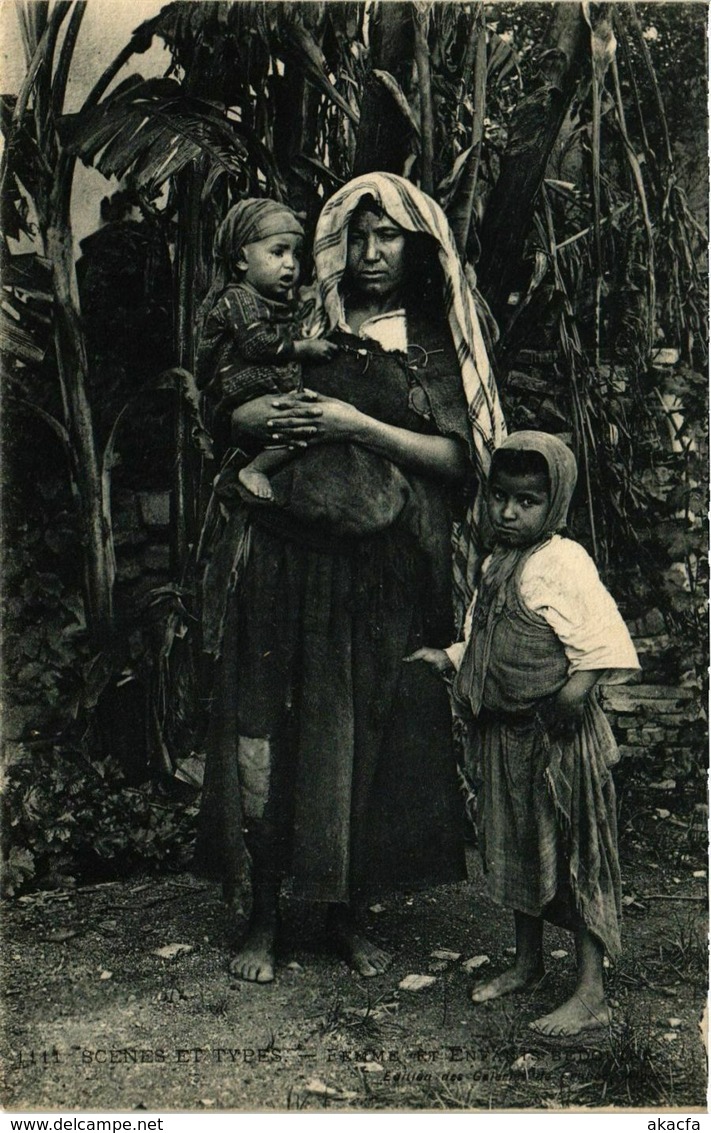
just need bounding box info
[1,830,707,1114]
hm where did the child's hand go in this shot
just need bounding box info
[403,647,454,675]
[295,338,339,362]
[544,696,587,742]
[541,671,602,741]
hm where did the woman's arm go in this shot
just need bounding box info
[351,413,469,482]
[543,669,606,741]
[254,392,469,482]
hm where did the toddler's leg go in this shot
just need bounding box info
[529,926,611,1036]
[470,911,545,1003]
[238,447,292,501]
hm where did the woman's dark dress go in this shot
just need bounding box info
[199,313,471,905]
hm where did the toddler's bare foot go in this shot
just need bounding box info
[529,993,611,1037]
[229,922,276,983]
[470,964,545,1004]
[238,466,274,501]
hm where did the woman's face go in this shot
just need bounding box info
[346,209,407,300]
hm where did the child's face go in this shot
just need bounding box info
[487,468,551,547]
[237,232,303,301]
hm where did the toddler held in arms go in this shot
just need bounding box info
[196,197,337,500]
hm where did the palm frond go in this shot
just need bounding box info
[60,79,249,197]
[282,16,360,127]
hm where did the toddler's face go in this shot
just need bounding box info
[238,232,303,301]
[487,469,551,547]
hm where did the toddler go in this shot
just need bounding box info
[196,197,336,499]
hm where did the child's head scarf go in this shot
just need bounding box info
[309,172,506,626]
[493,430,578,538]
[480,431,578,600]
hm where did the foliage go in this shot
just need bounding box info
[1,741,199,896]
[2,1,707,887]
[59,76,251,200]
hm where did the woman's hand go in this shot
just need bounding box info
[403,647,455,676]
[231,390,324,449]
[232,389,469,481]
[265,392,366,447]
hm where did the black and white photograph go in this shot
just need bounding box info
[0,0,708,1117]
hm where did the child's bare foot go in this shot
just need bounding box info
[529,993,611,1037]
[238,466,274,500]
[470,964,545,1004]
[229,922,276,983]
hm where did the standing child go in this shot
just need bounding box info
[196,197,337,499]
[407,431,639,1037]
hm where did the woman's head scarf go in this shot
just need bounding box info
[309,172,506,625]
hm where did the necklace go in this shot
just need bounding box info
[337,339,443,376]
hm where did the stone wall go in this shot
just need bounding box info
[600,610,704,787]
[113,488,172,599]
[600,680,700,767]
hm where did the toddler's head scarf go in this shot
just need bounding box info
[196,198,305,379]
[212,198,304,290]
[309,172,507,626]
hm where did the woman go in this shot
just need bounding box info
[198,173,505,982]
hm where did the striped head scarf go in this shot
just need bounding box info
[309,172,506,627]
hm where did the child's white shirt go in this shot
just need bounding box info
[445,535,640,682]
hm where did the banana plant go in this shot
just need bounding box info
[2,3,251,648]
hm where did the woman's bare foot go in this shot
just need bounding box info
[529,993,611,1037]
[470,964,545,1004]
[238,466,274,500]
[229,922,277,983]
[341,930,392,978]
[327,906,391,977]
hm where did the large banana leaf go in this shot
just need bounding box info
[1,96,44,239]
[59,77,249,197]
[281,18,360,127]
[1,253,53,366]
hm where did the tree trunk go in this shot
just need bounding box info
[172,166,202,570]
[46,196,114,643]
[413,3,434,195]
[477,3,587,328]
[353,2,414,176]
